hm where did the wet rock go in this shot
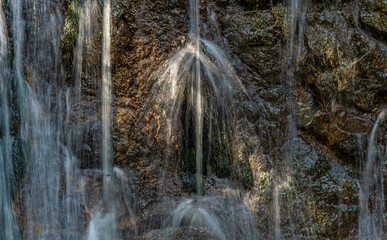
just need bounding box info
[360,0,387,41]
[280,138,359,239]
[297,88,319,128]
[221,3,285,86]
[54,0,386,238]
[136,227,217,240]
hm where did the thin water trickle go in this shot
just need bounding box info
[286,0,309,141]
[192,0,203,197]
[74,0,98,98]
[281,0,309,238]
[274,183,282,240]
[358,110,386,240]
[102,0,113,201]
[86,0,118,239]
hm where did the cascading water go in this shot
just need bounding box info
[12,0,64,237]
[86,0,119,239]
[0,1,21,238]
[192,0,203,196]
[276,0,309,239]
[150,0,258,239]
[102,0,113,201]
[285,0,309,148]
[6,0,85,238]
[73,0,98,98]
[358,110,386,240]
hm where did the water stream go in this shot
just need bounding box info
[86,0,119,239]
[358,110,386,240]
[0,1,21,238]
[276,0,309,238]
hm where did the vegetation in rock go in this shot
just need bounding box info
[60,0,80,83]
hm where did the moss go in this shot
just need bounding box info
[60,1,80,73]
[238,158,253,190]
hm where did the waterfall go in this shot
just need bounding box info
[0,0,21,238]
[7,0,84,238]
[278,0,309,238]
[2,0,381,238]
[86,0,118,239]
[74,0,95,98]
[153,0,244,194]
[286,0,308,140]
[102,0,113,201]
[192,0,203,196]
[151,0,258,238]
[358,110,386,240]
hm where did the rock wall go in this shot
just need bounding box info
[58,0,387,238]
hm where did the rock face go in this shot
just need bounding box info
[55,0,387,238]
[105,0,386,238]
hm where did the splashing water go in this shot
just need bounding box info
[153,0,245,195]
[87,212,118,240]
[164,197,259,240]
[151,0,256,239]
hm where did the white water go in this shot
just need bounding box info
[102,0,113,201]
[86,0,118,239]
[73,0,99,98]
[165,197,259,240]
[359,110,386,240]
[152,0,257,239]
[87,212,117,240]
[7,0,85,238]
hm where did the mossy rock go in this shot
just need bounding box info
[238,158,253,190]
[60,0,80,76]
